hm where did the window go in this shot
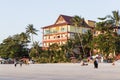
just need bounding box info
[57,36,60,38]
[82,28,88,33]
[44,29,50,34]
[61,28,64,31]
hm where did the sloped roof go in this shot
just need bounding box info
[42,15,73,29]
[57,15,73,24]
[42,14,95,29]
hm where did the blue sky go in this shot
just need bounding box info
[0,0,120,44]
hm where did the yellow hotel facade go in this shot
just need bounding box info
[42,15,95,48]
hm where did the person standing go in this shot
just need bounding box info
[94,58,98,68]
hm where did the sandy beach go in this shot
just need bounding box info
[0,63,120,80]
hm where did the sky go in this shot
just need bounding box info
[0,0,120,44]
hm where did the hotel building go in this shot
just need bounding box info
[42,15,95,48]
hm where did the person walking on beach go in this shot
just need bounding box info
[19,61,23,67]
[94,58,98,68]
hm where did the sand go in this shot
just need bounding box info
[0,63,120,80]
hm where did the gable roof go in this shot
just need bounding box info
[42,14,95,29]
[55,15,73,24]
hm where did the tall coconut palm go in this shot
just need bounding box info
[71,16,84,27]
[26,24,38,43]
[98,10,120,32]
[82,30,93,57]
[71,15,85,58]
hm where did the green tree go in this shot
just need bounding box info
[93,20,119,59]
[29,41,42,59]
[19,32,30,44]
[0,34,29,59]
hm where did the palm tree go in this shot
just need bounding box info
[93,20,119,60]
[98,10,120,32]
[71,15,86,58]
[71,16,84,27]
[49,43,60,63]
[26,24,38,43]
[29,41,42,58]
[82,30,93,57]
